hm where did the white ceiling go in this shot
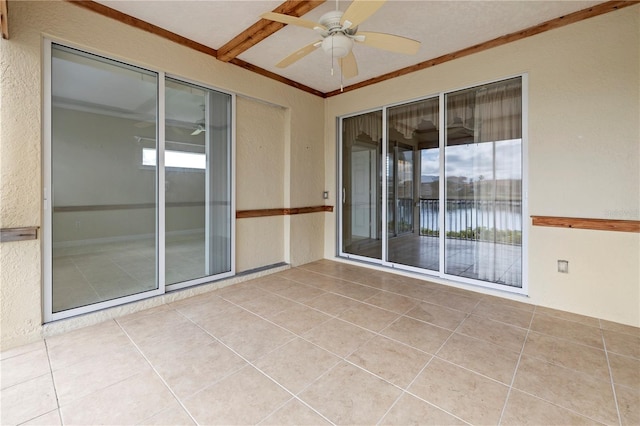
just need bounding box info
[96,0,601,94]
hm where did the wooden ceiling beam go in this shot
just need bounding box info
[1,0,9,39]
[216,0,325,62]
[325,0,639,97]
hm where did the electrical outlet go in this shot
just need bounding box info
[557,260,569,273]
[323,191,329,199]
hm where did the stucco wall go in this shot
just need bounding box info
[0,0,325,350]
[324,5,640,326]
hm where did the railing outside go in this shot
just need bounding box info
[419,199,522,245]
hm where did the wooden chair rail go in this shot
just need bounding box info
[531,216,640,233]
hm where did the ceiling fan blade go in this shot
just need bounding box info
[341,0,386,28]
[276,41,321,68]
[191,128,204,136]
[261,12,324,30]
[339,51,358,79]
[357,31,421,55]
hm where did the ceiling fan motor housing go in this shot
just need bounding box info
[319,10,354,58]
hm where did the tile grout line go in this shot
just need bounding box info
[42,339,64,426]
[496,303,536,425]
[175,307,337,426]
[600,324,623,426]
[112,318,201,426]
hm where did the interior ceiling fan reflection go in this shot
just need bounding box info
[261,0,421,83]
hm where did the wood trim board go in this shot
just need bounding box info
[0,227,39,242]
[237,205,333,218]
[1,0,8,39]
[64,0,637,98]
[531,216,640,233]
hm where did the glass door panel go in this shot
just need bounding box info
[341,111,383,260]
[164,79,232,287]
[50,44,158,313]
[387,99,440,270]
[444,77,523,287]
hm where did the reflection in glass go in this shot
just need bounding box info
[341,111,383,259]
[51,44,158,312]
[387,98,440,270]
[444,77,522,287]
[164,78,232,286]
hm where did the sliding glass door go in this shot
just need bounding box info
[45,43,233,320]
[339,77,525,292]
[164,79,232,289]
[341,111,383,260]
[444,78,523,287]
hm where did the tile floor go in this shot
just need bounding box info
[2,260,639,425]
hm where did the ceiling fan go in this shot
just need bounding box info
[191,119,206,135]
[261,0,421,80]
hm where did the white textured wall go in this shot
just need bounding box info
[0,0,324,350]
[324,6,640,326]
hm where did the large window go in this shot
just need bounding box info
[339,76,526,292]
[44,43,234,321]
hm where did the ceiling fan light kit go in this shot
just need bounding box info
[261,0,421,81]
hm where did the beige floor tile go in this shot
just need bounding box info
[268,303,333,334]
[608,353,640,389]
[409,358,509,425]
[255,338,340,394]
[457,315,527,351]
[1,345,50,389]
[472,300,533,329]
[379,393,465,425]
[615,384,640,426]
[60,371,175,425]
[117,309,187,342]
[381,316,452,354]
[153,340,247,399]
[501,389,603,425]
[0,375,58,426]
[423,290,480,313]
[115,304,174,324]
[53,343,151,406]
[347,335,431,388]
[194,306,262,338]
[303,293,363,316]
[364,291,419,314]
[392,281,441,301]
[139,400,196,425]
[405,301,468,330]
[513,355,618,424]
[536,306,601,327]
[236,292,299,317]
[0,340,45,361]
[338,303,399,332]
[259,398,331,425]
[216,283,267,304]
[523,331,610,381]
[254,275,303,292]
[46,320,131,370]
[269,282,326,302]
[299,361,402,425]
[183,366,292,425]
[600,320,640,337]
[169,294,236,322]
[603,329,640,359]
[303,318,375,357]
[330,280,380,301]
[218,317,295,362]
[481,294,535,312]
[437,332,520,384]
[20,409,62,426]
[531,314,604,349]
[132,321,218,365]
[278,269,342,292]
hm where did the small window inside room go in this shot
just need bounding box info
[44,42,234,321]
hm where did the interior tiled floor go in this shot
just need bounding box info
[2,260,639,425]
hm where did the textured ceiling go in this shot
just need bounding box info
[96,0,602,93]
